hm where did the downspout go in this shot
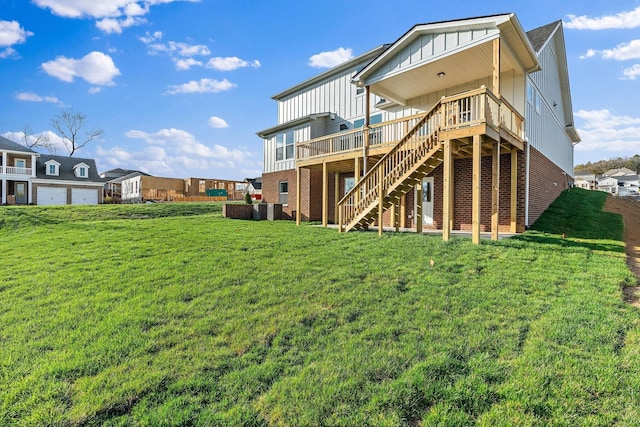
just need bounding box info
[363,85,370,175]
[525,137,530,228]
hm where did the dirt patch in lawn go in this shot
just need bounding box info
[604,195,640,307]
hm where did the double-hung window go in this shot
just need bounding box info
[276,130,295,161]
[279,181,288,205]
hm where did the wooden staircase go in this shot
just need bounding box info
[337,101,444,232]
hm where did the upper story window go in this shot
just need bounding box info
[45,160,60,176]
[276,130,295,161]
[73,162,90,178]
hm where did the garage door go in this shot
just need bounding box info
[71,188,98,205]
[37,187,67,206]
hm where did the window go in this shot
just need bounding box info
[356,87,365,95]
[279,181,288,205]
[535,91,541,115]
[353,118,365,128]
[73,163,89,178]
[344,177,355,195]
[199,180,206,193]
[527,82,534,105]
[276,130,295,161]
[45,161,60,176]
[78,167,86,177]
[15,159,26,168]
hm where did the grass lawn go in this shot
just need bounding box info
[1,190,639,426]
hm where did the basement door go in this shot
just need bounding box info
[420,177,434,225]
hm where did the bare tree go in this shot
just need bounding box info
[20,125,53,152]
[51,110,104,156]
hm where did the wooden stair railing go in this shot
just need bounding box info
[337,100,444,232]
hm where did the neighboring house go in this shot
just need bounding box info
[574,173,599,190]
[102,168,147,199]
[257,13,580,243]
[184,178,246,200]
[0,135,38,204]
[120,174,247,203]
[597,168,639,196]
[1,135,104,205]
[245,177,262,200]
[33,155,104,205]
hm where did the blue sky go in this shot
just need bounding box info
[1,0,639,178]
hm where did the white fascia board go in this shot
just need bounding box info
[32,179,104,188]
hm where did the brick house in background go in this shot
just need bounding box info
[257,14,579,243]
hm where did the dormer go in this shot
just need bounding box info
[73,162,90,178]
[45,159,61,176]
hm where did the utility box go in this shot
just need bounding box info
[267,203,282,221]
[253,203,267,220]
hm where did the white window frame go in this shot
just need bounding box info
[278,181,288,205]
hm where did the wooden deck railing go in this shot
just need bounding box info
[297,87,523,164]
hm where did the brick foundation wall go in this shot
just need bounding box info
[222,204,253,220]
[527,146,571,226]
[262,169,327,221]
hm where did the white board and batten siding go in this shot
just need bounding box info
[366,28,498,85]
[526,33,574,175]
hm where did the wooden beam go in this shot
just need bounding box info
[390,200,396,231]
[416,183,423,234]
[400,194,406,229]
[378,173,384,237]
[511,150,518,233]
[354,157,361,205]
[296,167,301,226]
[322,162,328,227]
[395,198,400,232]
[491,142,500,241]
[334,172,340,225]
[472,135,481,244]
[493,37,501,97]
[442,139,452,241]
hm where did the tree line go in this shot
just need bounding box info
[574,154,640,175]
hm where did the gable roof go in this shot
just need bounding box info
[352,13,540,89]
[526,20,561,53]
[0,135,38,154]
[246,177,262,190]
[35,154,103,183]
[107,170,152,184]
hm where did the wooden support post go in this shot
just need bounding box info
[296,167,301,226]
[400,194,406,229]
[493,38,501,97]
[442,139,452,241]
[510,150,518,233]
[322,162,328,228]
[390,201,396,231]
[378,175,384,237]
[416,183,423,234]
[334,172,340,225]
[395,198,400,232]
[472,135,482,244]
[491,142,500,241]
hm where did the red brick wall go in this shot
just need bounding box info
[262,169,327,221]
[222,204,253,219]
[527,146,571,226]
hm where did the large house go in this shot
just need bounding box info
[1,136,104,205]
[257,14,579,242]
[597,168,638,196]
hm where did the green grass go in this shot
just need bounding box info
[1,191,639,426]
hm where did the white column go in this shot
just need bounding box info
[31,154,37,177]
[1,179,6,204]
[2,152,6,175]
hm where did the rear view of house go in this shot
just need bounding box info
[258,13,579,243]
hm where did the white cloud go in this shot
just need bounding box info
[308,47,353,68]
[139,31,210,70]
[15,92,62,105]
[582,39,640,61]
[33,0,199,34]
[566,6,640,30]
[0,20,33,47]
[41,51,120,86]
[98,127,257,178]
[623,64,640,80]
[208,116,228,128]
[0,48,17,58]
[575,109,640,156]
[206,56,261,71]
[166,78,236,94]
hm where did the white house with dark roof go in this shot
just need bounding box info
[1,134,105,205]
[257,13,579,243]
